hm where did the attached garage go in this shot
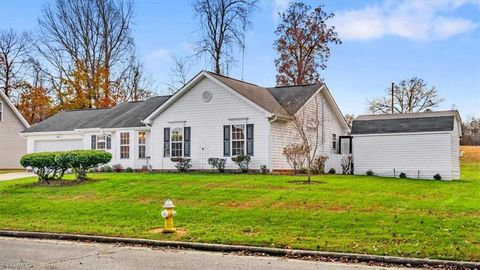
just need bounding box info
[351,110,462,180]
[34,139,83,152]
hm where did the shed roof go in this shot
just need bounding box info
[22,96,171,133]
[351,110,459,135]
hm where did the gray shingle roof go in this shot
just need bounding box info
[22,96,171,133]
[207,71,322,116]
[351,110,458,135]
[266,83,323,115]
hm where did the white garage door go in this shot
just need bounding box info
[34,139,83,152]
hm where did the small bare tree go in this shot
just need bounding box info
[290,94,324,182]
[0,29,31,98]
[368,77,444,114]
[193,0,257,74]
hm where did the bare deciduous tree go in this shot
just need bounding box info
[368,78,445,114]
[0,29,31,98]
[274,2,341,86]
[119,55,154,102]
[36,0,135,109]
[462,116,480,146]
[193,0,257,74]
[167,54,193,94]
[290,94,324,182]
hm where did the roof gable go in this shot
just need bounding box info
[266,83,322,115]
[0,90,30,128]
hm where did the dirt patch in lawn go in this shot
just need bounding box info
[26,179,96,187]
[287,180,325,185]
[149,227,188,236]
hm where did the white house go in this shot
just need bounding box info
[0,91,30,169]
[21,71,349,171]
[351,111,462,180]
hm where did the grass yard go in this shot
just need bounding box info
[0,147,478,261]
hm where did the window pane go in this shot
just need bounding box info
[138,145,146,159]
[231,124,245,156]
[138,132,146,144]
[120,132,130,159]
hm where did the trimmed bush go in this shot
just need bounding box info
[259,165,269,174]
[399,172,407,178]
[208,158,226,172]
[433,173,442,180]
[328,168,336,174]
[232,155,251,173]
[56,150,112,180]
[112,164,123,172]
[20,152,68,183]
[125,167,134,173]
[171,158,192,172]
[312,155,329,174]
[366,169,374,176]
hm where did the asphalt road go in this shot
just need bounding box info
[0,237,415,270]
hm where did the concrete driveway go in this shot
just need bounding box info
[0,172,34,182]
[0,237,415,270]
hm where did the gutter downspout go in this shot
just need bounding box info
[267,114,279,172]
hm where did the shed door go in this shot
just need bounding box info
[34,139,83,152]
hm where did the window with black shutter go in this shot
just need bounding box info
[223,125,230,156]
[184,127,191,157]
[246,124,254,156]
[91,135,96,149]
[164,128,170,157]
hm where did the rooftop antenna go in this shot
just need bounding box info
[391,82,395,114]
[241,31,245,80]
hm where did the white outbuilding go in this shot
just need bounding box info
[351,110,462,180]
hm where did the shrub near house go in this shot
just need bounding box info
[21,150,111,182]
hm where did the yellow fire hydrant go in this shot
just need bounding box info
[161,199,177,233]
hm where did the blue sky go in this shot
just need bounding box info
[1,0,479,118]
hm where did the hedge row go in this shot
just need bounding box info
[20,150,112,183]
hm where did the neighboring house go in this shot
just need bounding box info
[22,71,349,171]
[0,91,30,169]
[351,110,462,180]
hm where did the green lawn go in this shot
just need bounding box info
[0,153,479,261]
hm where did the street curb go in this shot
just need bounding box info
[0,230,478,269]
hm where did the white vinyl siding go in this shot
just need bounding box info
[270,90,348,170]
[0,96,27,169]
[150,77,269,170]
[451,120,461,179]
[353,132,454,180]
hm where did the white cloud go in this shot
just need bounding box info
[332,0,479,42]
[147,48,171,61]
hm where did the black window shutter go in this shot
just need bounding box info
[223,125,230,156]
[106,136,111,150]
[91,135,96,149]
[184,127,191,157]
[246,124,254,156]
[164,128,170,157]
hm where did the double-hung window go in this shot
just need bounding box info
[164,127,191,158]
[170,128,183,157]
[91,135,111,150]
[120,132,130,159]
[223,124,254,157]
[231,125,245,156]
[138,132,146,159]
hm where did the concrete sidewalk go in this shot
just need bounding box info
[0,172,34,182]
[0,237,414,270]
